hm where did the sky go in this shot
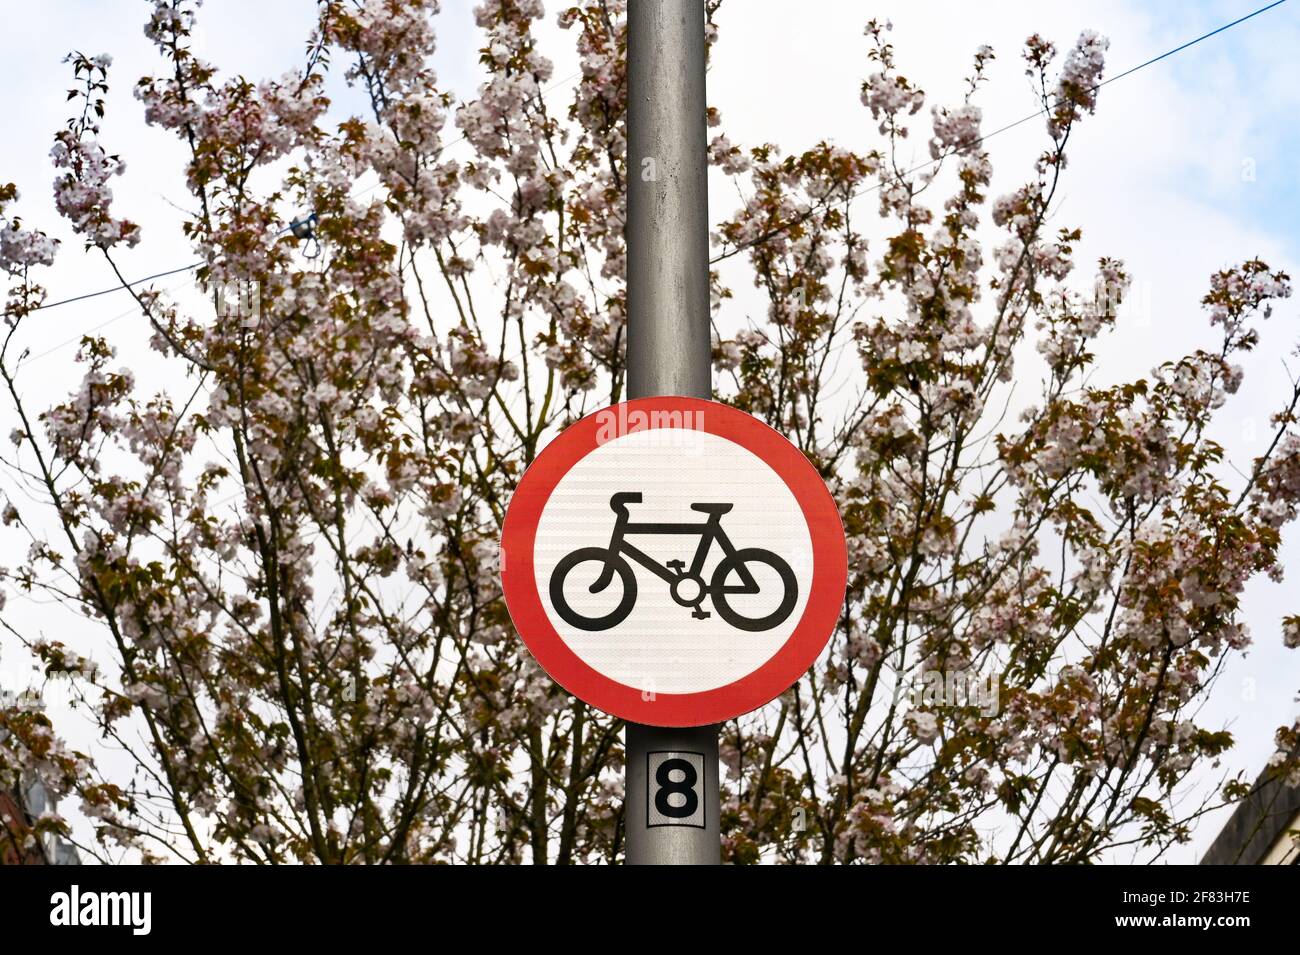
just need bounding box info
[2,0,1299,864]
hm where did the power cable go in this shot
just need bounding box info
[710,0,1290,264]
[10,68,583,318]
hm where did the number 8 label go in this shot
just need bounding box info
[647,751,706,829]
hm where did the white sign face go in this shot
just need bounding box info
[501,397,847,727]
[533,427,813,696]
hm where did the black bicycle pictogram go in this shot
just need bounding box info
[549,492,798,632]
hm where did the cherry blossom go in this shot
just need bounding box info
[0,186,59,276]
[0,2,1296,867]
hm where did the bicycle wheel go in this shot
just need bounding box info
[550,547,638,631]
[711,548,798,632]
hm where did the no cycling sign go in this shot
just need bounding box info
[500,396,847,726]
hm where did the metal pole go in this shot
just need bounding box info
[624,0,720,865]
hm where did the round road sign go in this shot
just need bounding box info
[501,396,847,726]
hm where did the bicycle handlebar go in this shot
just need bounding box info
[609,492,642,512]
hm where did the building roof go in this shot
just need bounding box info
[1200,752,1300,865]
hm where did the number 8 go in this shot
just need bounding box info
[654,758,699,818]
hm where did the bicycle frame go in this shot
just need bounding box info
[592,509,759,595]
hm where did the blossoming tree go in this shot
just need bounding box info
[1,0,1297,864]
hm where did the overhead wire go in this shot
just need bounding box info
[709,0,1290,264]
[6,1,1288,339]
[9,68,584,319]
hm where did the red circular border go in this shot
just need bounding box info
[501,397,847,726]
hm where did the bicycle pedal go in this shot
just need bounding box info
[666,559,686,575]
[690,607,711,620]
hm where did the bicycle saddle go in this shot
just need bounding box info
[609,492,642,512]
[690,502,734,515]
